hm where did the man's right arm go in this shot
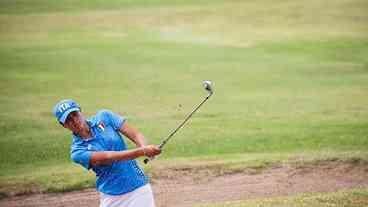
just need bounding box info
[90,145,161,166]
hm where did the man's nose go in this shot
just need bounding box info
[70,114,78,123]
[74,115,80,122]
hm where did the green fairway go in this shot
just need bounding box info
[0,0,368,196]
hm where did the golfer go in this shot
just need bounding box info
[53,99,161,207]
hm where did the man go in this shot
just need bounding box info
[53,99,161,207]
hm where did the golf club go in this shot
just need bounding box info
[144,81,214,164]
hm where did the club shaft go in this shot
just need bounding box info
[159,93,212,149]
[144,93,212,164]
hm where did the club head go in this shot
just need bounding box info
[203,80,213,95]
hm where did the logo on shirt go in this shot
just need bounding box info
[98,122,105,131]
[87,144,92,150]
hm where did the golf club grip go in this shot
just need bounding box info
[144,156,154,164]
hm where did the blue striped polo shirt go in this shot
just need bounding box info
[70,109,148,195]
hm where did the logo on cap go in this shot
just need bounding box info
[58,103,71,113]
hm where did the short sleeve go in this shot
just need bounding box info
[101,110,126,131]
[71,147,92,170]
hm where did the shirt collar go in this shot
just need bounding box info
[86,119,97,127]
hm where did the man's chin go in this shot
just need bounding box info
[70,128,80,134]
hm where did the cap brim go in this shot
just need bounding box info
[59,107,80,124]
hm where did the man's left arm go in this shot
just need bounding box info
[119,122,146,148]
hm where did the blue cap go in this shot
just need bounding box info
[53,99,81,124]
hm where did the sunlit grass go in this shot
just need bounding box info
[0,0,367,195]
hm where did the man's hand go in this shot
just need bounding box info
[142,145,161,157]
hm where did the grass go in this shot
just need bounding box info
[0,163,94,198]
[0,0,368,197]
[197,188,368,207]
